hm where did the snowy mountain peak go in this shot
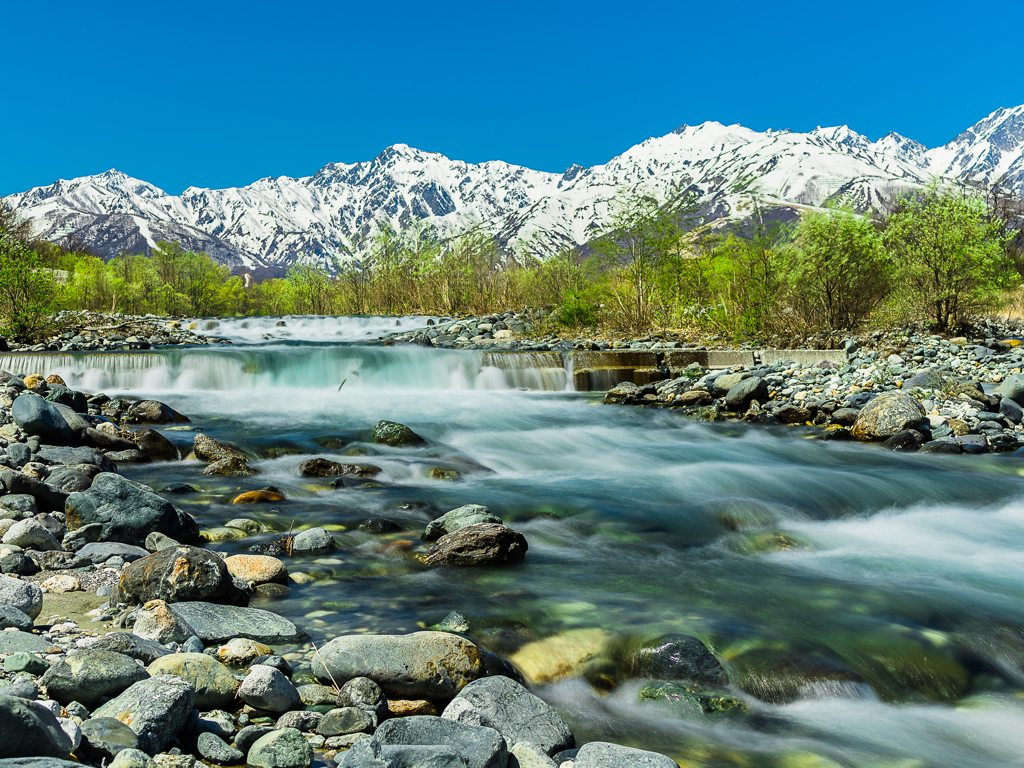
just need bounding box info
[6,104,1024,272]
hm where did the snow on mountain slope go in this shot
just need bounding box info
[6,105,1024,270]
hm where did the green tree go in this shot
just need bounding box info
[883,188,1014,330]
[0,239,57,340]
[787,207,891,330]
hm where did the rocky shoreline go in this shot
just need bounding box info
[0,311,224,353]
[0,368,682,767]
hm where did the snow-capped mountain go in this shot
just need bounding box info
[6,105,1024,271]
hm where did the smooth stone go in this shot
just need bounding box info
[135,429,178,462]
[317,706,373,736]
[117,546,248,607]
[442,675,573,756]
[40,650,150,708]
[0,574,43,619]
[90,675,195,755]
[132,600,198,644]
[291,527,336,554]
[0,696,73,759]
[509,742,558,768]
[337,740,465,768]
[233,724,274,755]
[422,523,528,567]
[621,634,727,687]
[88,632,172,664]
[147,653,240,710]
[374,715,507,768]
[4,652,48,675]
[225,554,289,586]
[216,637,273,665]
[78,542,151,564]
[423,505,502,541]
[0,631,50,653]
[110,748,158,768]
[275,710,323,732]
[0,679,39,700]
[237,665,301,713]
[246,727,313,768]
[167,601,307,644]
[196,732,244,766]
[850,392,927,440]
[337,676,390,724]
[297,683,338,707]
[11,395,75,445]
[79,717,141,762]
[573,741,678,768]
[724,376,769,411]
[312,631,485,700]
[2,519,61,551]
[0,606,34,630]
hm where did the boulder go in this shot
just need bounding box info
[0,695,73,759]
[373,716,507,768]
[87,632,171,665]
[91,675,195,755]
[620,635,726,688]
[724,377,768,411]
[135,429,178,461]
[709,372,749,398]
[124,400,188,425]
[193,433,246,463]
[0,574,43,619]
[165,601,307,644]
[442,676,573,757]
[423,523,528,566]
[297,458,381,478]
[337,740,465,767]
[317,707,373,736]
[291,527,336,554]
[0,606,33,631]
[147,653,240,710]
[312,631,485,700]
[11,395,75,445]
[65,473,200,545]
[424,505,502,541]
[850,392,927,440]
[247,728,312,768]
[40,650,150,708]
[0,469,69,514]
[132,600,198,644]
[995,373,1024,406]
[573,742,677,768]
[196,732,244,766]
[78,717,141,763]
[2,519,61,551]
[225,554,289,586]
[117,545,248,607]
[371,420,426,447]
[237,665,301,713]
[203,457,255,476]
[78,541,151,564]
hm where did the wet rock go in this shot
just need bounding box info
[135,429,178,461]
[442,675,573,757]
[373,716,507,768]
[40,650,150,707]
[193,433,246,463]
[291,527,336,554]
[604,382,641,405]
[0,695,73,759]
[423,505,502,541]
[202,457,256,476]
[160,483,198,495]
[247,727,312,768]
[724,377,768,411]
[372,420,426,447]
[11,394,75,445]
[638,681,748,716]
[231,489,285,504]
[774,405,812,424]
[850,392,927,440]
[0,574,43,619]
[79,717,140,762]
[359,517,403,534]
[620,635,726,688]
[88,632,172,665]
[297,458,381,478]
[423,523,528,566]
[196,732,244,765]
[313,631,485,700]
[729,648,865,704]
[65,472,200,545]
[118,545,249,607]
[238,664,301,713]
[167,602,307,644]
[125,401,188,425]
[147,653,240,710]
[573,741,677,768]
[509,629,611,686]
[225,554,289,586]
[91,675,195,755]
[883,429,924,451]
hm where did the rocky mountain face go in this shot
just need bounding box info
[6,105,1024,271]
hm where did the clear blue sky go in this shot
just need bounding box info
[4,0,1022,196]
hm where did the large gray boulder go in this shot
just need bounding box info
[87,632,171,664]
[66,473,199,545]
[2,519,61,551]
[146,653,240,711]
[40,650,150,708]
[36,446,115,472]
[573,741,678,768]
[373,716,507,768]
[91,675,195,755]
[0,575,43,620]
[247,727,312,768]
[312,632,485,700]
[442,676,573,757]
[0,468,69,514]
[11,395,75,445]
[238,665,301,713]
[850,392,927,440]
[424,505,502,541]
[996,373,1024,406]
[164,601,307,644]
[116,546,247,607]
[78,542,151,564]
[724,377,768,411]
[0,695,74,759]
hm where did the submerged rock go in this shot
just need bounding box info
[371,420,426,447]
[422,523,528,567]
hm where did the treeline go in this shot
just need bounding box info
[1,180,1023,342]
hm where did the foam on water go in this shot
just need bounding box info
[187,314,442,343]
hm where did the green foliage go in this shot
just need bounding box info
[786,207,891,330]
[883,188,1015,330]
[0,238,58,341]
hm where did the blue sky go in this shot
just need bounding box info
[4,0,1022,196]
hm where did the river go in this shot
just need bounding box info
[6,315,1024,768]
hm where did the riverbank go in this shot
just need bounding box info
[0,310,223,353]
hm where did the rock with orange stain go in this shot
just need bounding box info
[232,490,285,504]
[45,374,68,387]
[386,699,439,717]
[225,554,289,586]
[22,374,47,392]
[118,545,249,607]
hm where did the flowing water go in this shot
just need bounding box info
[6,318,1024,767]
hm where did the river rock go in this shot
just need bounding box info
[133,600,197,644]
[0,469,69,514]
[442,675,573,757]
[337,676,390,724]
[247,727,312,768]
[135,429,178,461]
[275,710,322,732]
[11,395,75,445]
[163,601,307,644]
[125,400,188,425]
[203,457,256,476]
[79,717,141,762]
[193,433,246,463]
[371,420,426,447]
[0,695,73,759]
[850,392,927,440]
[225,554,289,586]
[231,489,285,504]
[297,458,382,478]
[995,373,1024,406]
[291,526,336,554]
[0,574,43,619]
[233,724,274,755]
[91,675,195,755]
[724,377,768,411]
[423,523,528,566]
[372,716,507,768]
[36,445,116,471]
[65,473,200,545]
[509,743,557,768]
[78,541,151,564]
[0,606,33,631]
[710,372,749,398]
[238,664,301,713]
[729,648,865,704]
[312,631,485,700]
[109,748,158,768]
[337,740,465,767]
[573,742,677,768]
[2,519,61,551]
[423,505,502,541]
[620,634,727,688]
[196,732,244,765]
[40,650,150,708]
[88,632,172,664]
[318,706,373,736]
[46,466,94,493]
[118,545,249,607]
[147,653,240,710]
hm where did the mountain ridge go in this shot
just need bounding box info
[6,105,1024,272]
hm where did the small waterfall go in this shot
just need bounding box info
[187,314,444,344]
[480,352,573,391]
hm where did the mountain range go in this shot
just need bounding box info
[5,104,1024,273]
